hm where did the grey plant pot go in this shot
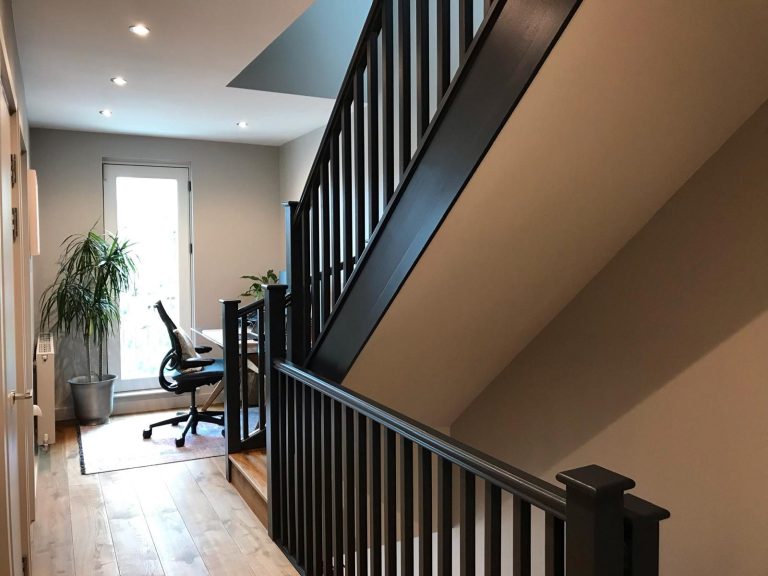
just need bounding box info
[69,374,116,425]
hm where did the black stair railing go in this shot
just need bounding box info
[262,284,670,576]
[286,0,507,365]
[220,297,267,477]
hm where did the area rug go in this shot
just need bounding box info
[77,408,257,474]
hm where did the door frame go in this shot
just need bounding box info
[102,162,193,391]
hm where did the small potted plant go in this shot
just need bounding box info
[240,269,278,300]
[39,227,135,424]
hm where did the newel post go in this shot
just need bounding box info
[221,298,241,479]
[283,201,306,363]
[264,284,287,539]
[556,465,635,576]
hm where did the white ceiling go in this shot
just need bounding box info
[13,0,336,146]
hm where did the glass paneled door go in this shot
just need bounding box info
[103,164,192,392]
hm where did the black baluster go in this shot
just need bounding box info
[459,0,473,58]
[286,376,296,554]
[415,0,430,139]
[353,66,366,258]
[330,131,341,305]
[344,407,356,576]
[295,380,305,566]
[484,484,501,576]
[320,156,331,328]
[332,400,344,576]
[544,514,564,576]
[341,98,353,285]
[418,448,432,576]
[436,0,450,99]
[310,180,320,343]
[303,385,314,573]
[512,496,531,576]
[313,390,323,575]
[366,31,380,232]
[356,414,368,576]
[460,470,475,576]
[437,458,452,576]
[383,429,396,576]
[398,0,411,173]
[370,421,382,576]
[381,0,395,203]
[301,207,311,356]
[623,494,670,576]
[258,305,265,433]
[400,438,414,576]
[322,395,333,573]
[221,299,241,473]
[241,313,249,440]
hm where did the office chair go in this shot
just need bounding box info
[142,300,224,447]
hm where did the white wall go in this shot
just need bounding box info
[30,128,282,417]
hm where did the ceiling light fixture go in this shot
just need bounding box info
[236,121,248,129]
[129,24,150,37]
[99,109,113,118]
[111,76,127,87]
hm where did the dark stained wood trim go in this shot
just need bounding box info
[306,0,583,382]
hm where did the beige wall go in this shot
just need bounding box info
[451,101,768,575]
[277,126,323,265]
[30,128,282,417]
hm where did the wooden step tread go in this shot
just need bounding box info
[229,449,268,526]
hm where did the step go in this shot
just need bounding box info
[229,448,268,527]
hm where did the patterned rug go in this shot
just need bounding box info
[78,407,254,474]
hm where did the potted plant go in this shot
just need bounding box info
[39,227,135,424]
[240,269,278,300]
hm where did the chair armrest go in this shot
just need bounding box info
[181,357,215,369]
[195,346,213,354]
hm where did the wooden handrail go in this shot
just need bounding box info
[275,358,568,517]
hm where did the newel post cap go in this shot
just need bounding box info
[556,464,635,496]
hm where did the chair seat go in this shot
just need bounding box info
[170,358,224,394]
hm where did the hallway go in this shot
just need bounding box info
[32,424,296,576]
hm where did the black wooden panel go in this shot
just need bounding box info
[460,470,475,576]
[513,496,531,576]
[418,448,433,576]
[370,421,382,576]
[484,483,501,576]
[383,429,397,576]
[401,438,414,576]
[437,458,452,576]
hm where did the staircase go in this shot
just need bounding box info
[220,0,671,574]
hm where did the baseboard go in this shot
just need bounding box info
[54,388,218,422]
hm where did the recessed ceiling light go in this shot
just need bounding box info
[99,109,113,118]
[129,24,150,37]
[111,76,127,87]
[236,121,248,129]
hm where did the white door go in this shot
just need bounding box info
[103,164,192,392]
[0,86,23,576]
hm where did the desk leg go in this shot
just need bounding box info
[202,380,224,412]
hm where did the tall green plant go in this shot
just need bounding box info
[39,228,135,381]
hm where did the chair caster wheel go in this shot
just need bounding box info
[142,428,152,439]
[175,437,185,447]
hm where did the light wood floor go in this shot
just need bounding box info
[32,424,297,576]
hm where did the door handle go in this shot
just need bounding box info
[10,390,33,404]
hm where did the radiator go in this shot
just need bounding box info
[35,334,56,446]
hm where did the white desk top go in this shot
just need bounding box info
[194,328,259,353]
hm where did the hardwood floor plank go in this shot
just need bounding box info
[99,471,164,576]
[158,461,258,576]
[32,436,75,576]
[185,459,296,575]
[131,466,210,575]
[68,481,119,575]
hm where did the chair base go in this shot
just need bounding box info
[142,390,224,447]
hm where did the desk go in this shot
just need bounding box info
[194,328,260,411]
